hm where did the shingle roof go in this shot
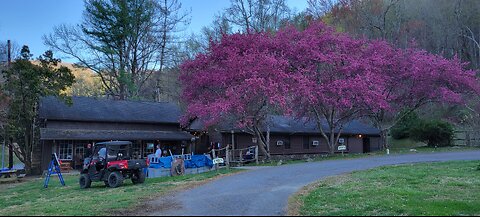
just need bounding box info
[40,128,193,141]
[39,96,181,124]
[268,116,380,135]
[188,115,381,136]
[39,96,380,136]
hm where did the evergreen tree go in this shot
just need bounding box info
[44,0,190,100]
[1,46,75,174]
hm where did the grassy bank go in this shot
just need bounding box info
[289,161,480,216]
[388,138,480,154]
[255,138,480,167]
[0,168,241,216]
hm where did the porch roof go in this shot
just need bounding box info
[40,128,193,141]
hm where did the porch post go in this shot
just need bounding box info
[212,147,218,171]
[226,144,230,169]
[231,130,235,154]
[255,145,259,165]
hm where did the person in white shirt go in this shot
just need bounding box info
[155,144,162,158]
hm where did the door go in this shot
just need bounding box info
[363,137,371,153]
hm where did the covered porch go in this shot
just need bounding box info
[39,128,194,171]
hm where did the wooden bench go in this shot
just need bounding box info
[60,161,71,173]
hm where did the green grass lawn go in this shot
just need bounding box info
[0,168,240,216]
[290,161,480,216]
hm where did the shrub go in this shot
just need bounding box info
[409,119,454,147]
[391,111,421,140]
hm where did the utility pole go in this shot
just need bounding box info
[7,40,11,66]
[7,40,13,169]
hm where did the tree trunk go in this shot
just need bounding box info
[380,129,389,150]
[24,124,32,174]
[119,80,126,100]
[253,127,271,160]
[8,143,13,169]
[328,130,336,155]
[24,153,32,174]
[266,126,270,153]
[257,139,271,160]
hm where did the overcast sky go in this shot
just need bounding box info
[0,0,308,61]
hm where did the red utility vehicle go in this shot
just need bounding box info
[80,141,147,188]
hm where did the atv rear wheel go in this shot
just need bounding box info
[107,171,124,188]
[131,169,145,184]
[79,174,92,189]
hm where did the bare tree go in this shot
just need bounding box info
[225,0,291,33]
[44,0,190,100]
[307,0,337,18]
[0,42,6,64]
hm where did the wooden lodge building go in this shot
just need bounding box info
[188,116,383,158]
[36,96,193,174]
[34,96,383,174]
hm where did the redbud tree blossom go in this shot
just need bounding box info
[180,32,291,158]
[278,23,389,154]
[365,42,480,148]
[181,20,480,156]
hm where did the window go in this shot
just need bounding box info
[284,138,291,149]
[143,142,155,158]
[303,136,310,149]
[75,146,84,160]
[132,143,141,159]
[59,141,73,160]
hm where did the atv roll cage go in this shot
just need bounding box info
[92,141,134,162]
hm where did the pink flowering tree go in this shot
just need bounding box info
[280,21,479,153]
[364,42,480,149]
[278,22,389,154]
[180,32,291,159]
[181,20,479,156]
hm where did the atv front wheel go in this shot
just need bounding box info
[131,169,146,184]
[107,171,124,188]
[79,174,92,189]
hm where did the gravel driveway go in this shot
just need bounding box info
[145,151,480,216]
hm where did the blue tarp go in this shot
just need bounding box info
[148,157,172,169]
[185,155,214,168]
[149,155,213,169]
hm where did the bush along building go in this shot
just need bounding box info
[36,96,193,174]
[187,116,383,160]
